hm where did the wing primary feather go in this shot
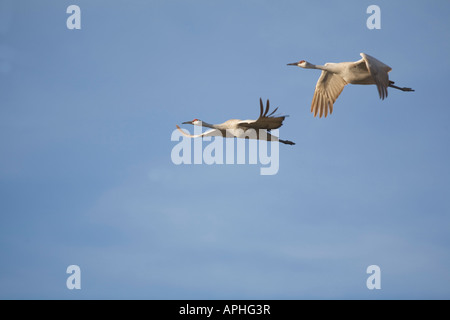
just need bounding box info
[314,95,320,117]
[319,94,324,118]
[319,98,324,118]
[268,107,279,116]
[259,98,264,118]
[264,99,270,117]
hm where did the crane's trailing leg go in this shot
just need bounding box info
[279,139,295,145]
[389,81,414,92]
[262,130,295,145]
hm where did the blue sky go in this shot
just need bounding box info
[0,0,449,299]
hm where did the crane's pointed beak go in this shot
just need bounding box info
[287,62,298,66]
[182,121,192,125]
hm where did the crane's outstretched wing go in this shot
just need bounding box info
[237,98,287,130]
[311,71,347,118]
[360,53,392,100]
[176,125,223,138]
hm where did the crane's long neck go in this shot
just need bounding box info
[197,121,216,129]
[304,61,327,71]
[304,61,341,74]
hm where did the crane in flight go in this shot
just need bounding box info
[287,53,414,118]
[176,98,295,145]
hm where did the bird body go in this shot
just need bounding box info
[176,99,295,145]
[288,53,414,118]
